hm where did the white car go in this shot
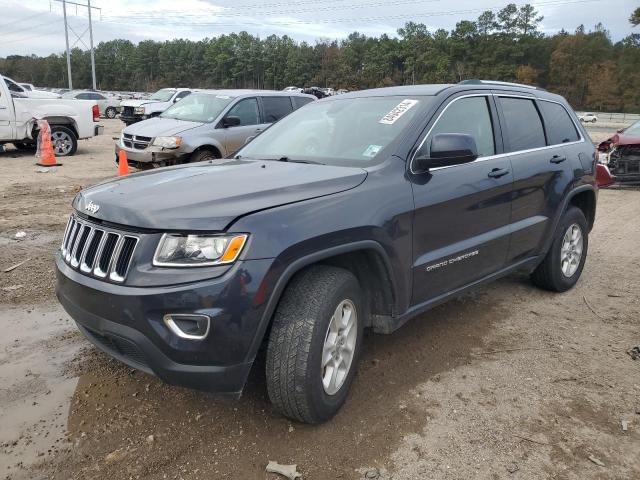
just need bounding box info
[4,76,60,99]
[120,88,194,125]
[0,74,103,156]
[62,91,121,119]
[283,86,303,93]
[579,112,598,123]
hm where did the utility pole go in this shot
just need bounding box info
[62,0,73,90]
[87,0,96,90]
[54,0,101,90]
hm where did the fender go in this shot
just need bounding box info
[244,240,397,363]
[542,184,597,256]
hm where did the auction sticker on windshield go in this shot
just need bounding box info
[379,99,419,125]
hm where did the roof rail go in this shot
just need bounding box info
[458,79,546,92]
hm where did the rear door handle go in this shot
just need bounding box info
[488,168,510,179]
[550,155,566,164]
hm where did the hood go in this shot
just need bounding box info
[74,160,367,230]
[609,133,640,147]
[121,99,166,108]
[123,116,204,137]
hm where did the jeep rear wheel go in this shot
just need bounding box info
[266,265,364,423]
[531,206,588,292]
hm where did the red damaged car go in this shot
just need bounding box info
[598,120,640,185]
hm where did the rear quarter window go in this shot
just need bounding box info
[539,101,580,145]
[499,97,546,151]
[292,96,314,110]
[262,96,293,122]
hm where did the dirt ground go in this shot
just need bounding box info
[1,120,639,480]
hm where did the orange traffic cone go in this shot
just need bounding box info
[36,121,62,167]
[118,150,130,176]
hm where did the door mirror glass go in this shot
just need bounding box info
[222,116,241,128]
[414,133,478,172]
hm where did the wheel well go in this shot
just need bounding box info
[40,117,79,138]
[193,145,221,158]
[319,249,395,327]
[569,190,596,231]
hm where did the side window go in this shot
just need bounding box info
[262,96,293,122]
[292,96,314,110]
[5,78,23,93]
[539,101,580,145]
[77,93,90,100]
[421,96,495,158]
[499,97,546,151]
[226,98,260,126]
[93,93,106,100]
[175,91,191,101]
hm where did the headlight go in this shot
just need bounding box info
[153,233,248,267]
[152,136,182,149]
[134,107,145,115]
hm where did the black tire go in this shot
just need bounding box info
[266,265,365,423]
[189,149,219,163]
[50,125,78,156]
[105,107,117,119]
[531,206,588,292]
[13,142,36,150]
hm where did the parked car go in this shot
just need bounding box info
[120,88,193,125]
[303,86,328,99]
[115,90,316,168]
[596,120,640,184]
[62,91,121,119]
[0,74,103,156]
[579,112,597,123]
[283,86,303,93]
[56,80,597,423]
[3,76,60,99]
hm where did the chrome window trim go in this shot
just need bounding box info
[409,93,586,175]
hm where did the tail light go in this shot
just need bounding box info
[596,164,615,188]
[92,104,99,122]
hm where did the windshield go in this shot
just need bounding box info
[150,89,176,102]
[623,120,640,136]
[238,95,430,166]
[160,93,233,123]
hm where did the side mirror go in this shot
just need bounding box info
[222,116,241,128]
[174,97,182,103]
[413,133,478,173]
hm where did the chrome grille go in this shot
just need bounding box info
[122,133,151,150]
[60,215,139,283]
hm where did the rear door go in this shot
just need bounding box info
[260,95,294,124]
[221,97,262,155]
[410,93,514,305]
[495,94,581,263]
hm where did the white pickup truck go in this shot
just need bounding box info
[0,74,103,156]
[120,88,193,125]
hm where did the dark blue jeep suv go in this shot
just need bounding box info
[56,80,597,423]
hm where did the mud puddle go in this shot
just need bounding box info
[15,290,507,480]
[0,304,83,478]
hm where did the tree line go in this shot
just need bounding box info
[2,4,639,112]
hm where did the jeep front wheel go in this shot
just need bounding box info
[266,265,364,423]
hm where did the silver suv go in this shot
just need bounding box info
[115,90,315,168]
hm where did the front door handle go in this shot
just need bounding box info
[488,167,510,179]
[550,155,566,164]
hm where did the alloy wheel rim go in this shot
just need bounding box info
[51,131,73,155]
[560,223,583,277]
[321,299,357,395]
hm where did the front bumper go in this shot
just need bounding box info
[120,114,146,125]
[115,142,184,166]
[56,253,273,395]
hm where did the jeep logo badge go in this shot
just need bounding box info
[85,201,100,214]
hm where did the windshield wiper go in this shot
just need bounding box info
[273,156,324,165]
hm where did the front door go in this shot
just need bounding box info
[222,97,266,156]
[0,87,13,140]
[410,94,513,305]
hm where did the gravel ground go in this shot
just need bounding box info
[1,121,638,480]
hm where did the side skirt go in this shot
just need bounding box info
[372,256,541,334]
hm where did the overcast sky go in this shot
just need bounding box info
[2,0,638,57]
